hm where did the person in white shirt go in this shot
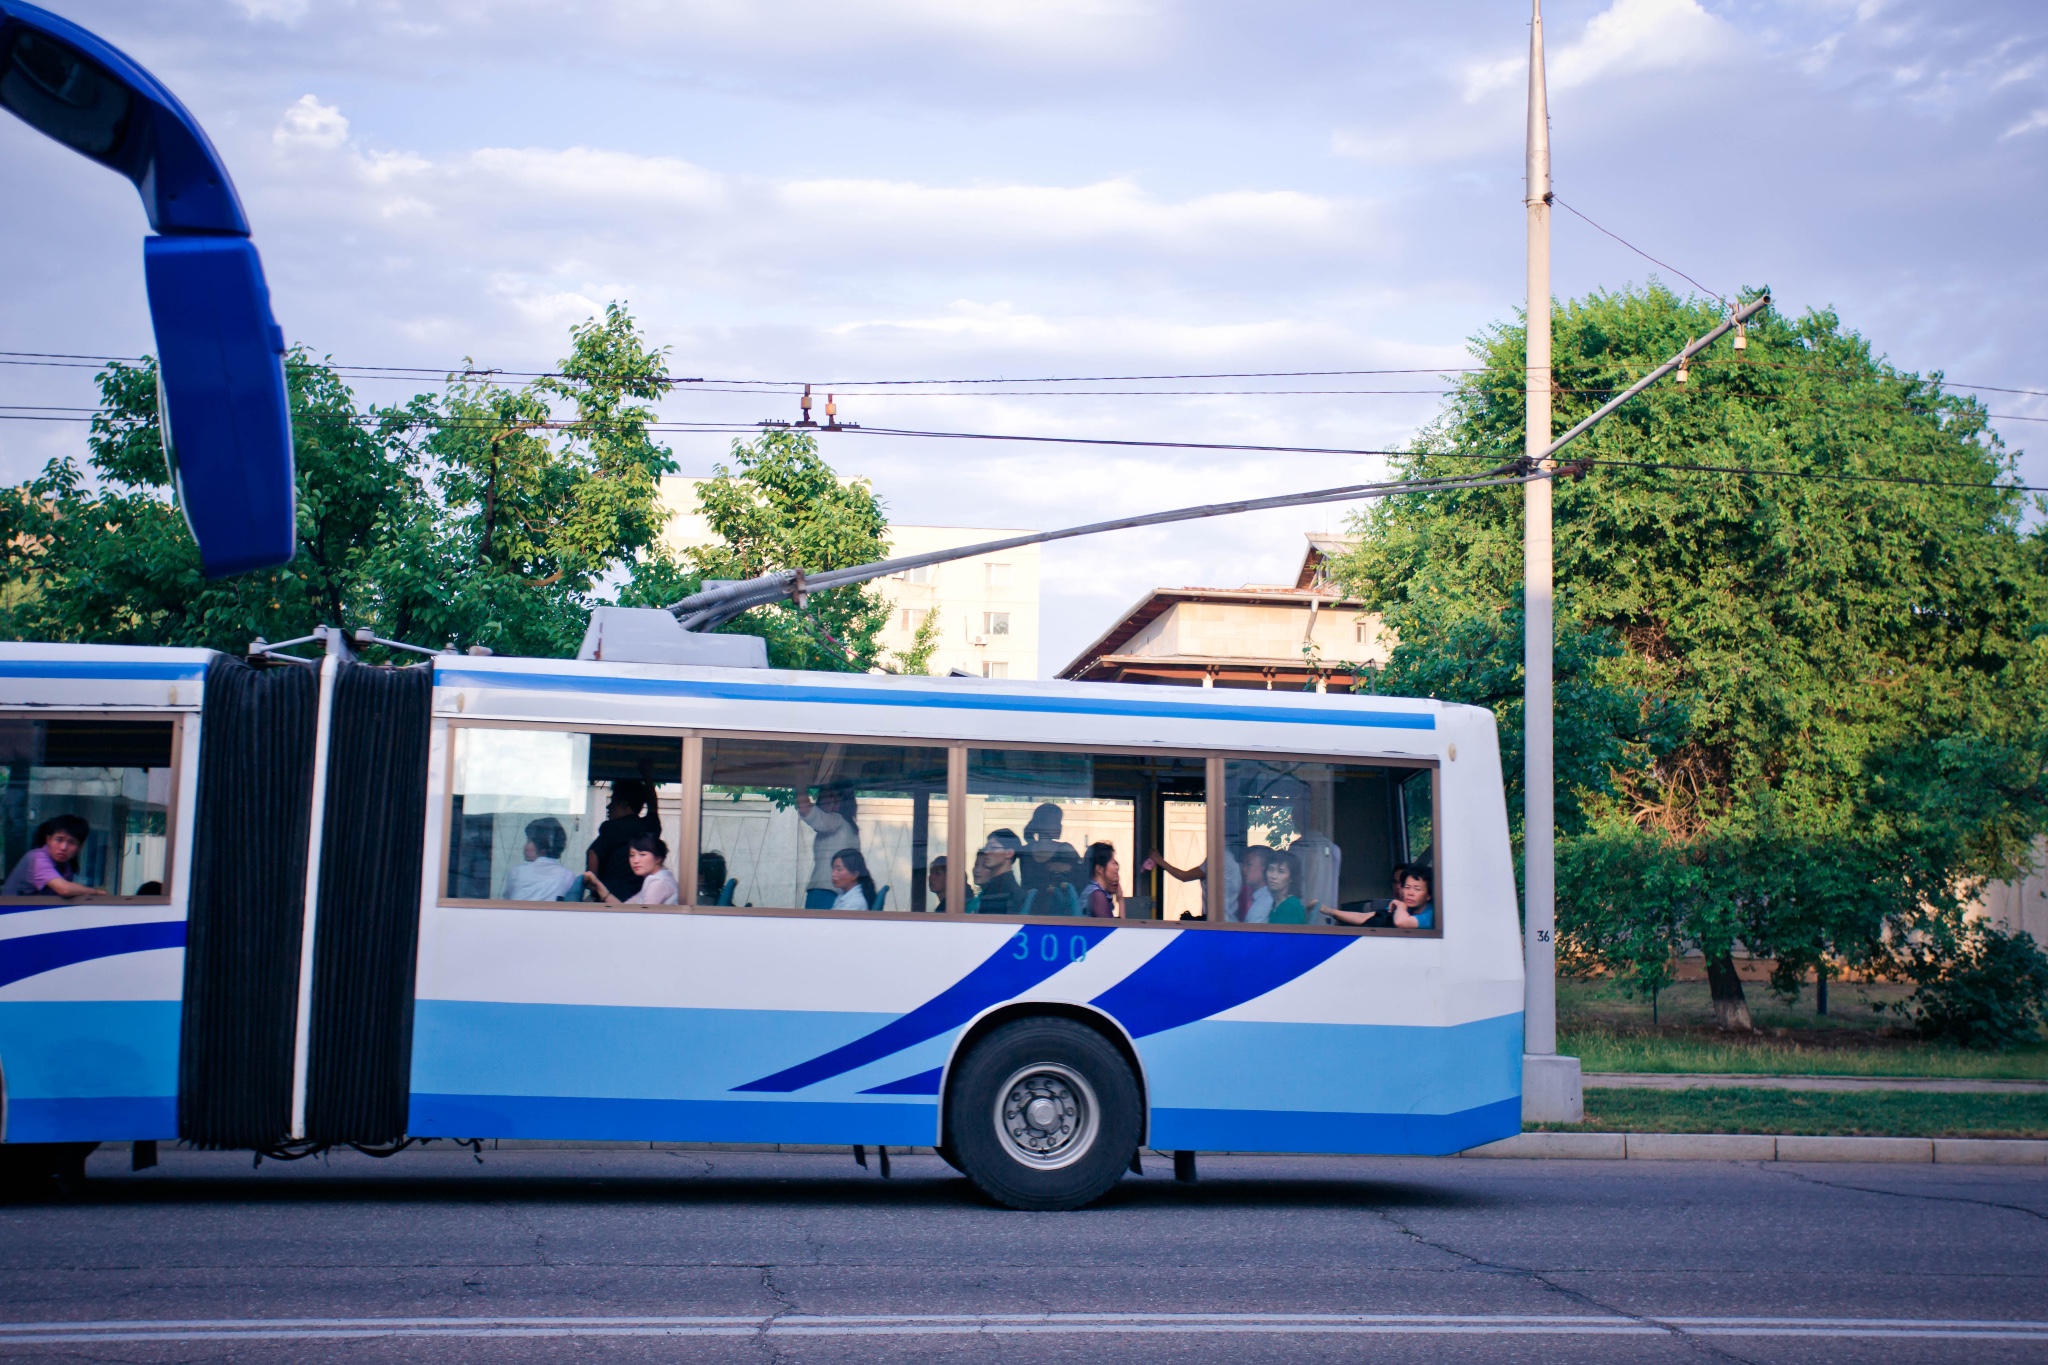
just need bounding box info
[794,782,860,909]
[501,816,580,901]
[583,834,680,906]
[828,848,877,911]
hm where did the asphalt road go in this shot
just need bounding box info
[2,1145,2045,1363]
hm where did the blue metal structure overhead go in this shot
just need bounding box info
[0,1,295,577]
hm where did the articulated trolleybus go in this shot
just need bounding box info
[0,622,1523,1209]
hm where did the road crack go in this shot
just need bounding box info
[1363,1201,1764,1365]
[1762,1163,2048,1224]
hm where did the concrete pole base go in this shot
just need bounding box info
[1522,1053,1584,1124]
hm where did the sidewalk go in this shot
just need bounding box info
[1464,1133,2048,1163]
[1584,1072,2048,1094]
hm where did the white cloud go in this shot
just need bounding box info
[2002,108,2048,138]
[1462,0,1737,100]
[272,94,348,150]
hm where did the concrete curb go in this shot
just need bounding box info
[1462,1133,2048,1164]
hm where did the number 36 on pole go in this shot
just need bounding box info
[1,1,296,577]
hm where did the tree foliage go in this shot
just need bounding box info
[0,305,682,659]
[655,429,891,672]
[1335,286,2048,1022]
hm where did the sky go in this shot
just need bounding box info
[3,0,2045,672]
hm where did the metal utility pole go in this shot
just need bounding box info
[1521,0,1582,1124]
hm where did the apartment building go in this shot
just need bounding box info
[656,477,1041,679]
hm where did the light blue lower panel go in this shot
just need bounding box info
[1150,1096,1520,1155]
[0,1001,181,1142]
[5,1095,178,1144]
[411,1093,938,1146]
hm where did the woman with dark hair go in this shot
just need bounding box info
[828,847,877,911]
[583,833,679,906]
[1263,848,1315,925]
[587,779,662,902]
[1082,842,1121,919]
[1,815,102,899]
[504,816,579,901]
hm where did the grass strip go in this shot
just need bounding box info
[1528,1086,2048,1138]
[1561,1027,2048,1081]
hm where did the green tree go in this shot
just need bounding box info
[1336,286,2048,1028]
[379,302,678,656]
[889,606,943,675]
[645,428,891,671]
[0,351,417,649]
[1,303,680,660]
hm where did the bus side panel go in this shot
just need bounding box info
[408,909,1523,1155]
[408,910,1030,1146]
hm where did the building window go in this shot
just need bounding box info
[984,611,1010,636]
[899,608,926,632]
[982,661,1009,679]
[1354,620,1371,644]
[985,562,1012,590]
[893,565,935,586]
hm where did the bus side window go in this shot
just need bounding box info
[699,738,949,913]
[0,718,175,900]
[445,728,680,904]
[1219,759,1437,933]
[962,748,1205,920]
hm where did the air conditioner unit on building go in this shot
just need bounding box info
[972,635,987,646]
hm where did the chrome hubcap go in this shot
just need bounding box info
[995,1062,1098,1170]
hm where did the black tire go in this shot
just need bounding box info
[946,1017,1139,1211]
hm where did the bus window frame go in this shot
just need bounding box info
[0,709,184,906]
[435,718,1442,937]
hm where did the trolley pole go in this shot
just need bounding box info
[1521,0,1583,1123]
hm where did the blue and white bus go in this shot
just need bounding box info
[0,632,1523,1209]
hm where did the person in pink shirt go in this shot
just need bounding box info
[1,815,105,899]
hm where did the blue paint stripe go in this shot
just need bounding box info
[1148,1096,1521,1155]
[2,1095,179,1143]
[0,661,206,682]
[410,1093,937,1146]
[860,1067,943,1096]
[0,920,186,989]
[434,667,1435,731]
[1089,931,1355,1039]
[733,923,1117,1092]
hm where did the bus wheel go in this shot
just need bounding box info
[947,1018,1139,1211]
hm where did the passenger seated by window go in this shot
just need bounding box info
[502,816,580,901]
[1325,863,1433,929]
[1082,842,1122,919]
[1,815,103,899]
[967,829,1023,914]
[583,834,679,906]
[829,848,878,911]
[697,850,729,905]
[134,881,163,897]
[1391,866,1435,930]
[587,780,662,902]
[927,856,950,913]
[1238,845,1278,923]
[1263,848,1318,924]
[794,780,860,910]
